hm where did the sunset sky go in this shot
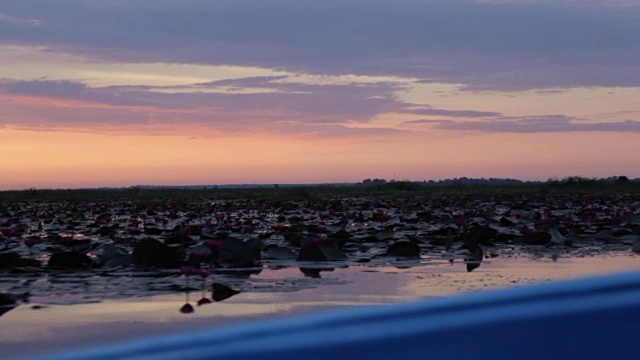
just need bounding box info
[1,0,639,189]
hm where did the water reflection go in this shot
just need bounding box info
[0,292,28,318]
[179,302,194,314]
[299,267,335,278]
[212,283,240,302]
[178,281,240,313]
[175,255,436,313]
[215,267,263,278]
[4,255,640,360]
[197,297,212,306]
[0,304,16,317]
[463,241,484,272]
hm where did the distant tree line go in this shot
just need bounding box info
[361,178,388,186]
[359,176,637,187]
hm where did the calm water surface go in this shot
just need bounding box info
[2,254,639,358]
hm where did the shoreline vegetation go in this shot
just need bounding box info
[1,176,638,202]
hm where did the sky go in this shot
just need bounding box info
[1,0,639,189]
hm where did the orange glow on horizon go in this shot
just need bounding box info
[2,124,640,190]
[2,91,640,190]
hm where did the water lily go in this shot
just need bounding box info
[189,252,211,263]
[24,237,38,249]
[205,239,223,248]
[198,269,212,278]
[180,265,197,276]
[519,227,534,235]
[24,237,38,255]
[312,225,327,233]
[309,236,325,245]
[63,234,76,242]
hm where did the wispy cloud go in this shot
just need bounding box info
[4,78,639,135]
[0,77,408,126]
[2,0,639,91]
[2,1,639,139]
[0,77,411,138]
[407,107,502,118]
[420,115,640,132]
[473,0,640,8]
[198,76,290,89]
[0,13,41,27]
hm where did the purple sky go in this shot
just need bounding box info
[1,0,639,188]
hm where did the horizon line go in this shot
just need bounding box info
[1,175,637,192]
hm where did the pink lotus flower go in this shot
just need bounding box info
[612,214,625,224]
[453,218,469,231]
[1,219,19,227]
[373,214,392,223]
[24,238,39,248]
[189,252,211,263]
[205,239,223,248]
[535,218,558,228]
[309,237,325,245]
[519,227,534,235]
[287,215,301,223]
[154,215,168,225]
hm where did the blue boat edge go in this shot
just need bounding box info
[38,269,640,360]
